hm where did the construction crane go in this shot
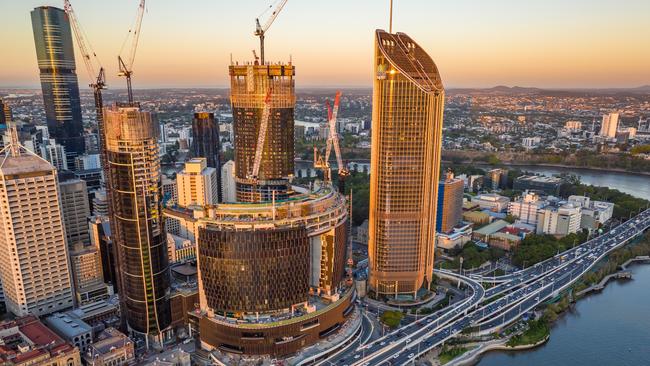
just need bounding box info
[250,90,273,180]
[118,0,146,105]
[326,92,350,192]
[254,0,288,65]
[63,0,107,184]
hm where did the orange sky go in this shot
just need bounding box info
[1,0,649,89]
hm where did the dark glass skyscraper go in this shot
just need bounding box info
[192,112,221,201]
[31,6,85,168]
[0,99,12,126]
[104,105,171,347]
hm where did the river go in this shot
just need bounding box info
[478,167,650,366]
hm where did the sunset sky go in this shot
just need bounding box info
[2,0,649,89]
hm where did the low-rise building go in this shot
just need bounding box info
[513,175,563,196]
[45,313,93,354]
[472,220,509,243]
[489,232,522,251]
[436,224,472,252]
[472,193,510,213]
[84,328,134,366]
[462,211,491,226]
[0,316,81,366]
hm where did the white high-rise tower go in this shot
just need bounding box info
[0,127,74,316]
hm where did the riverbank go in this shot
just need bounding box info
[445,238,650,365]
[442,149,650,175]
[446,335,550,366]
[492,161,650,177]
[442,159,650,177]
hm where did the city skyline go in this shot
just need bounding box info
[1,0,649,89]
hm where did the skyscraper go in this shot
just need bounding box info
[0,129,74,316]
[177,158,218,207]
[599,112,619,138]
[230,62,295,202]
[191,112,221,201]
[0,99,12,125]
[31,6,85,168]
[103,105,171,346]
[368,30,445,299]
[220,160,236,203]
[59,178,91,248]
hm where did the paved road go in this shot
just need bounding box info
[350,209,650,366]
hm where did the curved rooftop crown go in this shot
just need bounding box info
[375,29,443,92]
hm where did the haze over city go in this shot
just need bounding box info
[2,0,650,89]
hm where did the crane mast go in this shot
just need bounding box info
[254,0,288,64]
[118,0,146,105]
[250,90,273,180]
[63,0,107,186]
[314,91,349,192]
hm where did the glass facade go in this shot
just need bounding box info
[368,30,445,298]
[104,105,171,337]
[192,112,221,201]
[230,64,295,202]
[31,6,85,168]
[198,226,309,314]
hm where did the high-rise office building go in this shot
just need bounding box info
[0,130,74,316]
[599,112,619,138]
[89,216,117,289]
[59,178,91,248]
[221,160,236,203]
[103,105,171,346]
[41,138,68,171]
[69,242,109,305]
[59,177,109,304]
[192,112,221,201]
[436,172,464,234]
[230,62,295,202]
[31,6,85,168]
[176,158,218,208]
[368,30,445,298]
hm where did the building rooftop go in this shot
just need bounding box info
[0,316,75,365]
[376,29,443,92]
[86,328,132,359]
[45,313,92,339]
[516,175,563,184]
[474,220,510,236]
[0,152,53,177]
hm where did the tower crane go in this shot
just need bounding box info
[313,91,350,193]
[63,0,107,184]
[118,0,146,105]
[254,0,288,65]
[249,90,273,180]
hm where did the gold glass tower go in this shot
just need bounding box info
[368,30,445,298]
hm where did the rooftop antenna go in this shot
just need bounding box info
[389,0,393,33]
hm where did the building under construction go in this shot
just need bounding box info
[164,61,352,356]
[230,62,295,202]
